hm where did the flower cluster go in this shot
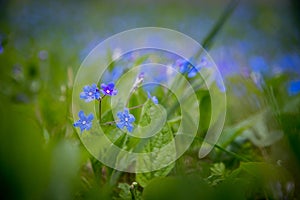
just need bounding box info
[73,77,154,133]
[74,82,118,132]
[175,57,226,92]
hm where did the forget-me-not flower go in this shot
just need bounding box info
[116,108,135,132]
[101,82,118,96]
[80,84,101,102]
[73,110,94,132]
[175,58,200,78]
[288,80,300,96]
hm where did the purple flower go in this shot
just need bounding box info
[80,84,101,102]
[116,108,135,132]
[0,45,3,54]
[73,111,94,132]
[101,82,118,96]
[147,91,158,104]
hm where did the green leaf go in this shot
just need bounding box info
[131,99,167,139]
[135,123,175,187]
[225,162,294,199]
[116,183,132,200]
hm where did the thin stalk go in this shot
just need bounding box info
[128,103,145,110]
[194,136,252,162]
[98,95,105,123]
[99,100,102,123]
[200,0,240,51]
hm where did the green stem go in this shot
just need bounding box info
[194,136,252,162]
[128,103,144,110]
[99,95,106,123]
[200,0,240,51]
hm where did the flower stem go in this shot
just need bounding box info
[99,100,102,123]
[101,121,116,125]
[128,104,144,110]
[98,95,106,123]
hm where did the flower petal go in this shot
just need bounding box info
[152,96,158,104]
[124,108,129,115]
[78,110,85,119]
[101,83,107,89]
[73,121,81,127]
[112,89,118,95]
[127,124,134,132]
[108,82,115,89]
[87,113,94,121]
[80,92,87,99]
[116,122,125,129]
[128,114,135,123]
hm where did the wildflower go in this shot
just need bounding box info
[187,67,198,78]
[80,84,101,102]
[73,110,94,132]
[288,80,300,96]
[102,67,123,83]
[199,57,209,67]
[101,82,118,96]
[249,56,268,74]
[116,108,135,132]
[175,58,199,78]
[176,59,190,74]
[147,91,158,104]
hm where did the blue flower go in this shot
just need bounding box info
[102,67,123,83]
[176,59,190,74]
[187,67,198,78]
[288,80,300,96]
[73,110,94,132]
[175,58,199,78]
[80,84,101,102]
[147,91,158,104]
[0,45,3,54]
[101,82,118,96]
[249,56,268,74]
[116,108,135,132]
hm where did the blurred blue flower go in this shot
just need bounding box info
[147,91,158,104]
[176,59,190,74]
[276,54,300,74]
[175,58,200,78]
[116,108,135,132]
[187,67,198,78]
[249,56,269,74]
[101,82,118,96]
[288,80,300,96]
[102,67,123,83]
[73,111,94,132]
[80,84,101,102]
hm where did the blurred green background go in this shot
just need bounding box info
[0,0,300,199]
